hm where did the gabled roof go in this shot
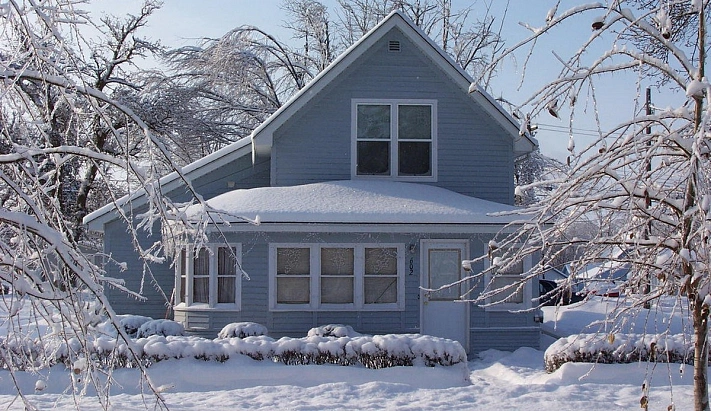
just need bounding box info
[250,10,536,158]
[84,10,534,231]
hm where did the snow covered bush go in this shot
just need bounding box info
[217,322,269,339]
[117,315,154,338]
[2,329,466,372]
[544,333,695,373]
[307,324,362,338]
[135,320,185,338]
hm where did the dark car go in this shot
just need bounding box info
[538,279,586,306]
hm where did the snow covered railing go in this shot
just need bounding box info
[544,333,694,372]
[0,329,466,371]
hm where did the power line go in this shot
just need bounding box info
[535,124,601,138]
[537,123,601,133]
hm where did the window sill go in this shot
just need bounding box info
[270,304,404,312]
[483,303,530,312]
[352,175,437,183]
[174,304,241,312]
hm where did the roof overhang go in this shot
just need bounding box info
[83,138,253,232]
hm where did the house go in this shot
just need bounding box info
[84,10,539,354]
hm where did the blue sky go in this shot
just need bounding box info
[85,1,685,162]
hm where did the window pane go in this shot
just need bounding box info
[365,277,397,303]
[277,248,310,275]
[398,105,431,139]
[218,247,237,276]
[194,248,210,276]
[218,277,236,303]
[321,277,354,304]
[357,105,390,139]
[491,276,524,304]
[179,249,186,276]
[193,277,209,303]
[179,276,186,304]
[428,249,461,300]
[321,248,354,276]
[178,249,186,304]
[277,277,310,304]
[499,260,524,275]
[399,141,431,176]
[365,248,397,275]
[357,141,390,175]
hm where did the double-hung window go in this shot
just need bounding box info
[353,99,436,180]
[175,244,241,309]
[483,246,531,310]
[270,244,404,310]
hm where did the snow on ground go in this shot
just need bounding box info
[0,295,698,410]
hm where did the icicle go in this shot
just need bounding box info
[654,7,672,39]
[546,5,557,23]
[547,99,559,118]
[592,15,605,30]
[519,114,531,136]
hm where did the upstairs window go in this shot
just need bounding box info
[353,100,436,180]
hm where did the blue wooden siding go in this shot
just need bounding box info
[271,27,514,205]
[103,218,174,317]
[173,230,535,353]
[101,154,270,319]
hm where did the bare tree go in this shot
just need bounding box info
[157,24,314,163]
[1,0,165,243]
[0,1,208,408]
[283,0,335,72]
[461,2,711,410]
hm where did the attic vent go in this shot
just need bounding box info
[388,40,401,52]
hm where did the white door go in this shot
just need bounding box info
[420,240,469,351]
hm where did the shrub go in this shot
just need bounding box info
[136,319,185,338]
[307,324,362,338]
[217,322,269,339]
[544,333,695,372]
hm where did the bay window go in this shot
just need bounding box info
[175,244,241,309]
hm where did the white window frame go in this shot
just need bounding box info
[174,243,242,310]
[482,245,532,311]
[269,243,405,311]
[351,99,437,181]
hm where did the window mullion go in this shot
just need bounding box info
[354,246,364,308]
[311,246,319,309]
[209,245,216,307]
[391,104,397,177]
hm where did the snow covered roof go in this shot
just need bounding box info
[250,10,536,159]
[185,180,519,225]
[83,138,253,231]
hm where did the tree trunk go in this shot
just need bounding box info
[693,294,710,411]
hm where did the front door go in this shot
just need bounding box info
[420,240,469,352]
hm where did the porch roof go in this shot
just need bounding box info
[185,180,521,225]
